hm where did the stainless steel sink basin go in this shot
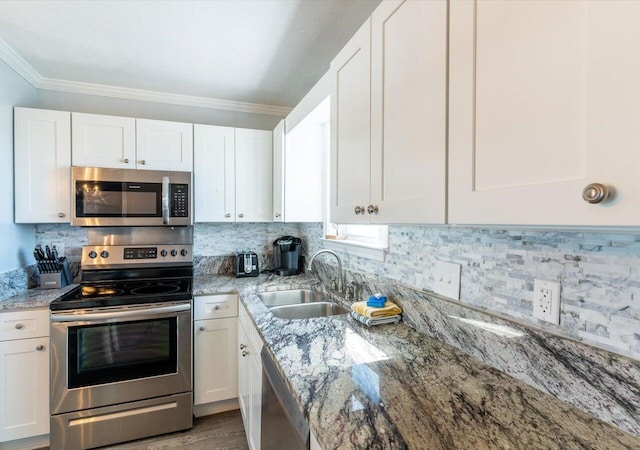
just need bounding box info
[257,289,349,320]
[269,302,349,320]
[258,289,324,307]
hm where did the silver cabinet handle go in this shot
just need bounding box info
[140,160,146,165]
[36,345,45,351]
[275,213,281,218]
[354,206,364,215]
[214,305,220,310]
[238,213,244,218]
[224,213,231,218]
[199,326,205,331]
[57,212,66,218]
[240,344,247,349]
[123,158,130,164]
[15,323,24,330]
[367,204,379,215]
[582,183,609,204]
[241,350,249,357]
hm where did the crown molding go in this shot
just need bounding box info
[0,36,291,117]
[38,78,292,116]
[0,36,42,87]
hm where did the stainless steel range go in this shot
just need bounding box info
[49,227,193,450]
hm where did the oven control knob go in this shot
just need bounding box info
[171,249,178,257]
[181,249,188,257]
[100,251,109,258]
[161,249,168,257]
[88,251,97,259]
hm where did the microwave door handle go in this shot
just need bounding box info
[162,176,170,225]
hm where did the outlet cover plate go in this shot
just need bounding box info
[533,279,560,324]
[433,261,461,300]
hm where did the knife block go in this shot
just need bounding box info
[39,272,67,289]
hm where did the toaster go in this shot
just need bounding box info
[235,252,259,277]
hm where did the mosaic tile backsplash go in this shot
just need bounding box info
[14,222,639,361]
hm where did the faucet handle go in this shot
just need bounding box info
[330,278,338,291]
[349,280,362,300]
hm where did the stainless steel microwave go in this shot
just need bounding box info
[72,166,192,226]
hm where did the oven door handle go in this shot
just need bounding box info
[51,303,191,323]
[162,175,170,225]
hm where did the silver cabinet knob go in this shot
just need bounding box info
[238,213,244,218]
[36,345,45,351]
[275,213,281,218]
[15,323,24,330]
[199,326,205,331]
[367,204,379,215]
[224,213,231,218]
[214,305,220,310]
[582,183,609,204]
[57,212,66,218]
[240,344,247,350]
[354,206,364,215]
[140,160,146,165]
[241,350,249,357]
[123,158,130,164]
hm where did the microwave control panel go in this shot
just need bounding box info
[171,184,189,217]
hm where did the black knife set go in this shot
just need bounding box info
[34,244,72,289]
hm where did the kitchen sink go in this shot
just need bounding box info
[257,289,349,320]
[269,302,349,320]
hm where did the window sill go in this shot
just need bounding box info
[320,238,387,262]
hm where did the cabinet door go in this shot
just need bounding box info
[194,124,235,222]
[194,318,238,405]
[235,129,273,223]
[14,108,71,223]
[71,112,135,169]
[272,120,285,222]
[136,119,193,172]
[370,0,447,224]
[0,337,49,442]
[330,18,372,224]
[248,351,262,450]
[237,325,251,442]
[449,0,640,225]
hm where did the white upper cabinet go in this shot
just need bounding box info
[330,0,447,224]
[194,124,236,222]
[71,112,135,169]
[235,128,273,222]
[272,120,285,222]
[370,0,447,224]
[14,108,71,223]
[136,118,193,171]
[194,125,272,223]
[330,18,372,224]
[449,0,640,226]
[71,113,193,171]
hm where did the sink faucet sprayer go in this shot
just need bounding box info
[307,249,344,294]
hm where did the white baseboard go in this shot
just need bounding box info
[193,398,239,418]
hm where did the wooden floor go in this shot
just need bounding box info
[38,410,249,450]
[103,410,249,450]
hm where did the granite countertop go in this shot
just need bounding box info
[4,274,639,448]
[194,273,640,450]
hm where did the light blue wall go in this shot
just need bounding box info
[0,59,37,273]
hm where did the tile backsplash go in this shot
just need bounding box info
[299,223,640,361]
[12,222,639,360]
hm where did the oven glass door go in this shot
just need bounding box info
[75,181,162,218]
[67,317,177,388]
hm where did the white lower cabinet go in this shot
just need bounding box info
[0,309,49,444]
[238,303,262,450]
[194,295,239,410]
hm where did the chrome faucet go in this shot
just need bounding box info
[307,249,344,294]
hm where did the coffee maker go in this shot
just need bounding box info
[273,236,303,276]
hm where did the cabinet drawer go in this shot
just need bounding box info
[194,294,238,320]
[0,309,49,341]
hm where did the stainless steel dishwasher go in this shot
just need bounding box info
[261,347,310,450]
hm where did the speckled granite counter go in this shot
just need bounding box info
[194,273,640,450]
[0,284,77,311]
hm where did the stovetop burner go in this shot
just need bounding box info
[50,276,193,311]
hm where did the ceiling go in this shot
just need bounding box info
[0,0,381,114]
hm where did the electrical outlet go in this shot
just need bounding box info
[433,261,461,300]
[533,279,560,324]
